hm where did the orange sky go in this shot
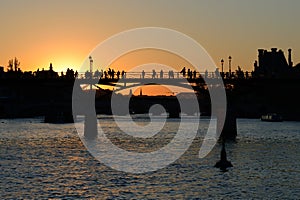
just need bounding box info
[109,49,195,72]
[131,85,190,96]
[1,1,300,74]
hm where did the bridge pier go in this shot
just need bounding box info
[83,92,98,139]
[84,113,98,139]
[44,101,74,123]
[219,108,237,141]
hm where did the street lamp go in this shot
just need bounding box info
[228,56,232,77]
[221,59,224,73]
[89,56,93,75]
[89,56,93,90]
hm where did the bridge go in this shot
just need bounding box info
[73,70,250,141]
[1,69,300,141]
[75,70,250,92]
[72,69,300,141]
[76,70,250,81]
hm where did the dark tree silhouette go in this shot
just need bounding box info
[14,57,20,71]
[7,59,13,71]
[7,57,20,72]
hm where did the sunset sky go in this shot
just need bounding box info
[1,0,300,73]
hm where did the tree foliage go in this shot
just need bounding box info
[7,57,20,72]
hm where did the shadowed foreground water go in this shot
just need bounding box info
[1,116,300,199]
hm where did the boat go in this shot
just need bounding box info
[261,113,283,122]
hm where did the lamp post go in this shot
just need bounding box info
[228,56,232,78]
[220,59,224,78]
[89,56,93,75]
[89,56,93,90]
[221,59,224,73]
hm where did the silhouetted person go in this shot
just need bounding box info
[108,68,111,78]
[141,70,145,79]
[152,69,156,79]
[111,69,115,79]
[170,70,174,78]
[193,70,197,79]
[66,68,74,79]
[215,68,220,78]
[168,70,174,79]
[187,69,191,79]
[160,70,163,79]
[221,72,225,79]
[85,70,92,79]
[180,67,186,77]
[205,70,208,78]
[117,70,120,79]
[100,70,103,78]
[225,72,229,79]
[94,70,100,78]
[214,141,233,171]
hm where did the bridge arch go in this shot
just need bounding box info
[110,81,196,93]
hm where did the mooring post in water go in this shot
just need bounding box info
[214,140,233,171]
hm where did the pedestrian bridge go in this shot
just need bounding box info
[75,70,243,92]
[73,70,236,140]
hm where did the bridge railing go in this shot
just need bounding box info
[75,71,252,80]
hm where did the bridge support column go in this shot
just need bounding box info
[84,113,98,139]
[219,108,237,141]
[83,92,98,139]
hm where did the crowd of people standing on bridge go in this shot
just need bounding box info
[85,68,126,79]
[149,69,175,79]
[84,67,221,79]
[85,68,177,79]
[82,66,251,80]
[179,67,222,79]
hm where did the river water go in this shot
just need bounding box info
[1,116,299,199]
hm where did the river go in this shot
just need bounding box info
[1,116,299,199]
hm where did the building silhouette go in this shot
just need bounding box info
[253,48,297,78]
[35,63,59,79]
